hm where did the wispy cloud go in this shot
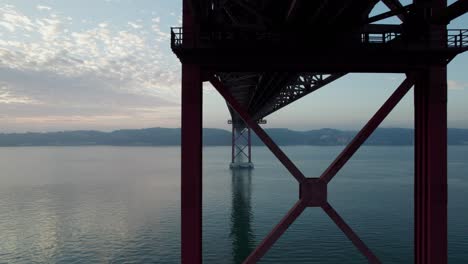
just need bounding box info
[37,5,52,11]
[0,4,181,131]
[448,80,467,91]
[128,21,143,29]
[0,82,39,104]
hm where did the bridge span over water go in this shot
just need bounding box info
[171,0,468,263]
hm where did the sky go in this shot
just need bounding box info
[0,0,467,132]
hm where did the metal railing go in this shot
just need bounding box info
[448,29,468,48]
[172,27,468,50]
[361,32,401,44]
[171,27,183,48]
[361,29,468,49]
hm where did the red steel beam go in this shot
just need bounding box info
[243,200,307,264]
[210,76,307,183]
[320,76,414,183]
[414,1,448,262]
[414,67,448,264]
[181,0,202,262]
[181,64,203,264]
[322,202,381,264]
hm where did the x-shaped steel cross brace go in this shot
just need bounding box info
[210,74,415,264]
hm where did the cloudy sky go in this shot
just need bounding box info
[0,0,467,132]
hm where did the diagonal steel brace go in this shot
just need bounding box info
[243,200,307,263]
[321,76,415,183]
[211,74,413,264]
[210,76,307,183]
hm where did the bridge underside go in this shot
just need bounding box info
[176,0,468,263]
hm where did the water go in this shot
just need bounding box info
[0,146,467,263]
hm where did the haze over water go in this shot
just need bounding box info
[0,146,467,263]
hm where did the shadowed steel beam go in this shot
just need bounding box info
[230,0,273,27]
[366,4,413,24]
[432,0,468,24]
[381,0,406,21]
[185,0,203,24]
[249,72,291,115]
[320,76,414,183]
[286,0,300,21]
[210,76,307,183]
[308,0,329,24]
[322,203,381,264]
[255,73,346,120]
[243,200,307,264]
[327,0,353,24]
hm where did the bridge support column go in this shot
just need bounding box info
[181,64,203,264]
[414,66,448,264]
[413,1,448,262]
[230,125,254,169]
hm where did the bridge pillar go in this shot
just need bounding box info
[413,1,448,263]
[181,0,203,262]
[230,124,254,169]
[181,64,203,264]
[414,66,448,264]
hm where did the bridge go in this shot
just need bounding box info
[172,0,468,263]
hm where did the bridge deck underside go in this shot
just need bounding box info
[193,0,379,30]
[218,72,345,123]
[191,0,381,122]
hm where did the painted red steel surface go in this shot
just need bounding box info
[243,200,307,264]
[211,77,307,184]
[181,64,203,264]
[210,76,416,263]
[414,67,448,264]
[181,2,203,262]
[320,76,415,184]
[322,202,380,264]
[414,1,448,262]
[178,0,457,263]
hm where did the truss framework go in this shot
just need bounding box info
[253,73,346,120]
[216,72,347,122]
[231,126,252,166]
[211,74,415,264]
[179,0,466,263]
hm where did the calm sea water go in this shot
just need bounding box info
[0,146,467,263]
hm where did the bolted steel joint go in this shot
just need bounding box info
[299,178,327,207]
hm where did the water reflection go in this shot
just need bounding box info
[230,168,255,264]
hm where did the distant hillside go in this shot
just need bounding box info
[0,127,467,146]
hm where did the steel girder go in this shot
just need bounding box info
[253,73,346,120]
[216,72,346,122]
[210,74,416,264]
[231,126,252,165]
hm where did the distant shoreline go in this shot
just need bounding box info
[0,127,467,147]
[1,143,467,147]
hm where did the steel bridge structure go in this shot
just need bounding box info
[171,0,468,263]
